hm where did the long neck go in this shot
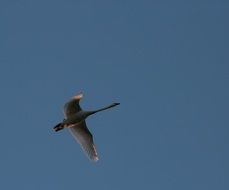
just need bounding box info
[88,103,119,116]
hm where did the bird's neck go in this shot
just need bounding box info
[87,104,118,116]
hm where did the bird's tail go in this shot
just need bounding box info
[53,123,64,132]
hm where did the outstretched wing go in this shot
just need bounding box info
[63,93,83,119]
[69,121,99,162]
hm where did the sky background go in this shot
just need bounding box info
[0,0,228,189]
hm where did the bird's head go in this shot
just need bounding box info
[111,103,120,106]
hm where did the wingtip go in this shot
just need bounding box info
[73,92,83,100]
[92,156,99,162]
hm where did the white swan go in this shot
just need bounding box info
[53,92,120,162]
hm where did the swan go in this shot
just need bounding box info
[53,92,120,162]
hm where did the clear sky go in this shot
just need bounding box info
[0,0,228,189]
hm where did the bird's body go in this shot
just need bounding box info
[53,92,119,162]
[63,111,94,125]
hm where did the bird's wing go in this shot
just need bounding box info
[69,121,99,162]
[63,93,83,118]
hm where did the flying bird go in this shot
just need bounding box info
[53,92,120,162]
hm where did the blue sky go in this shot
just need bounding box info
[0,0,228,189]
